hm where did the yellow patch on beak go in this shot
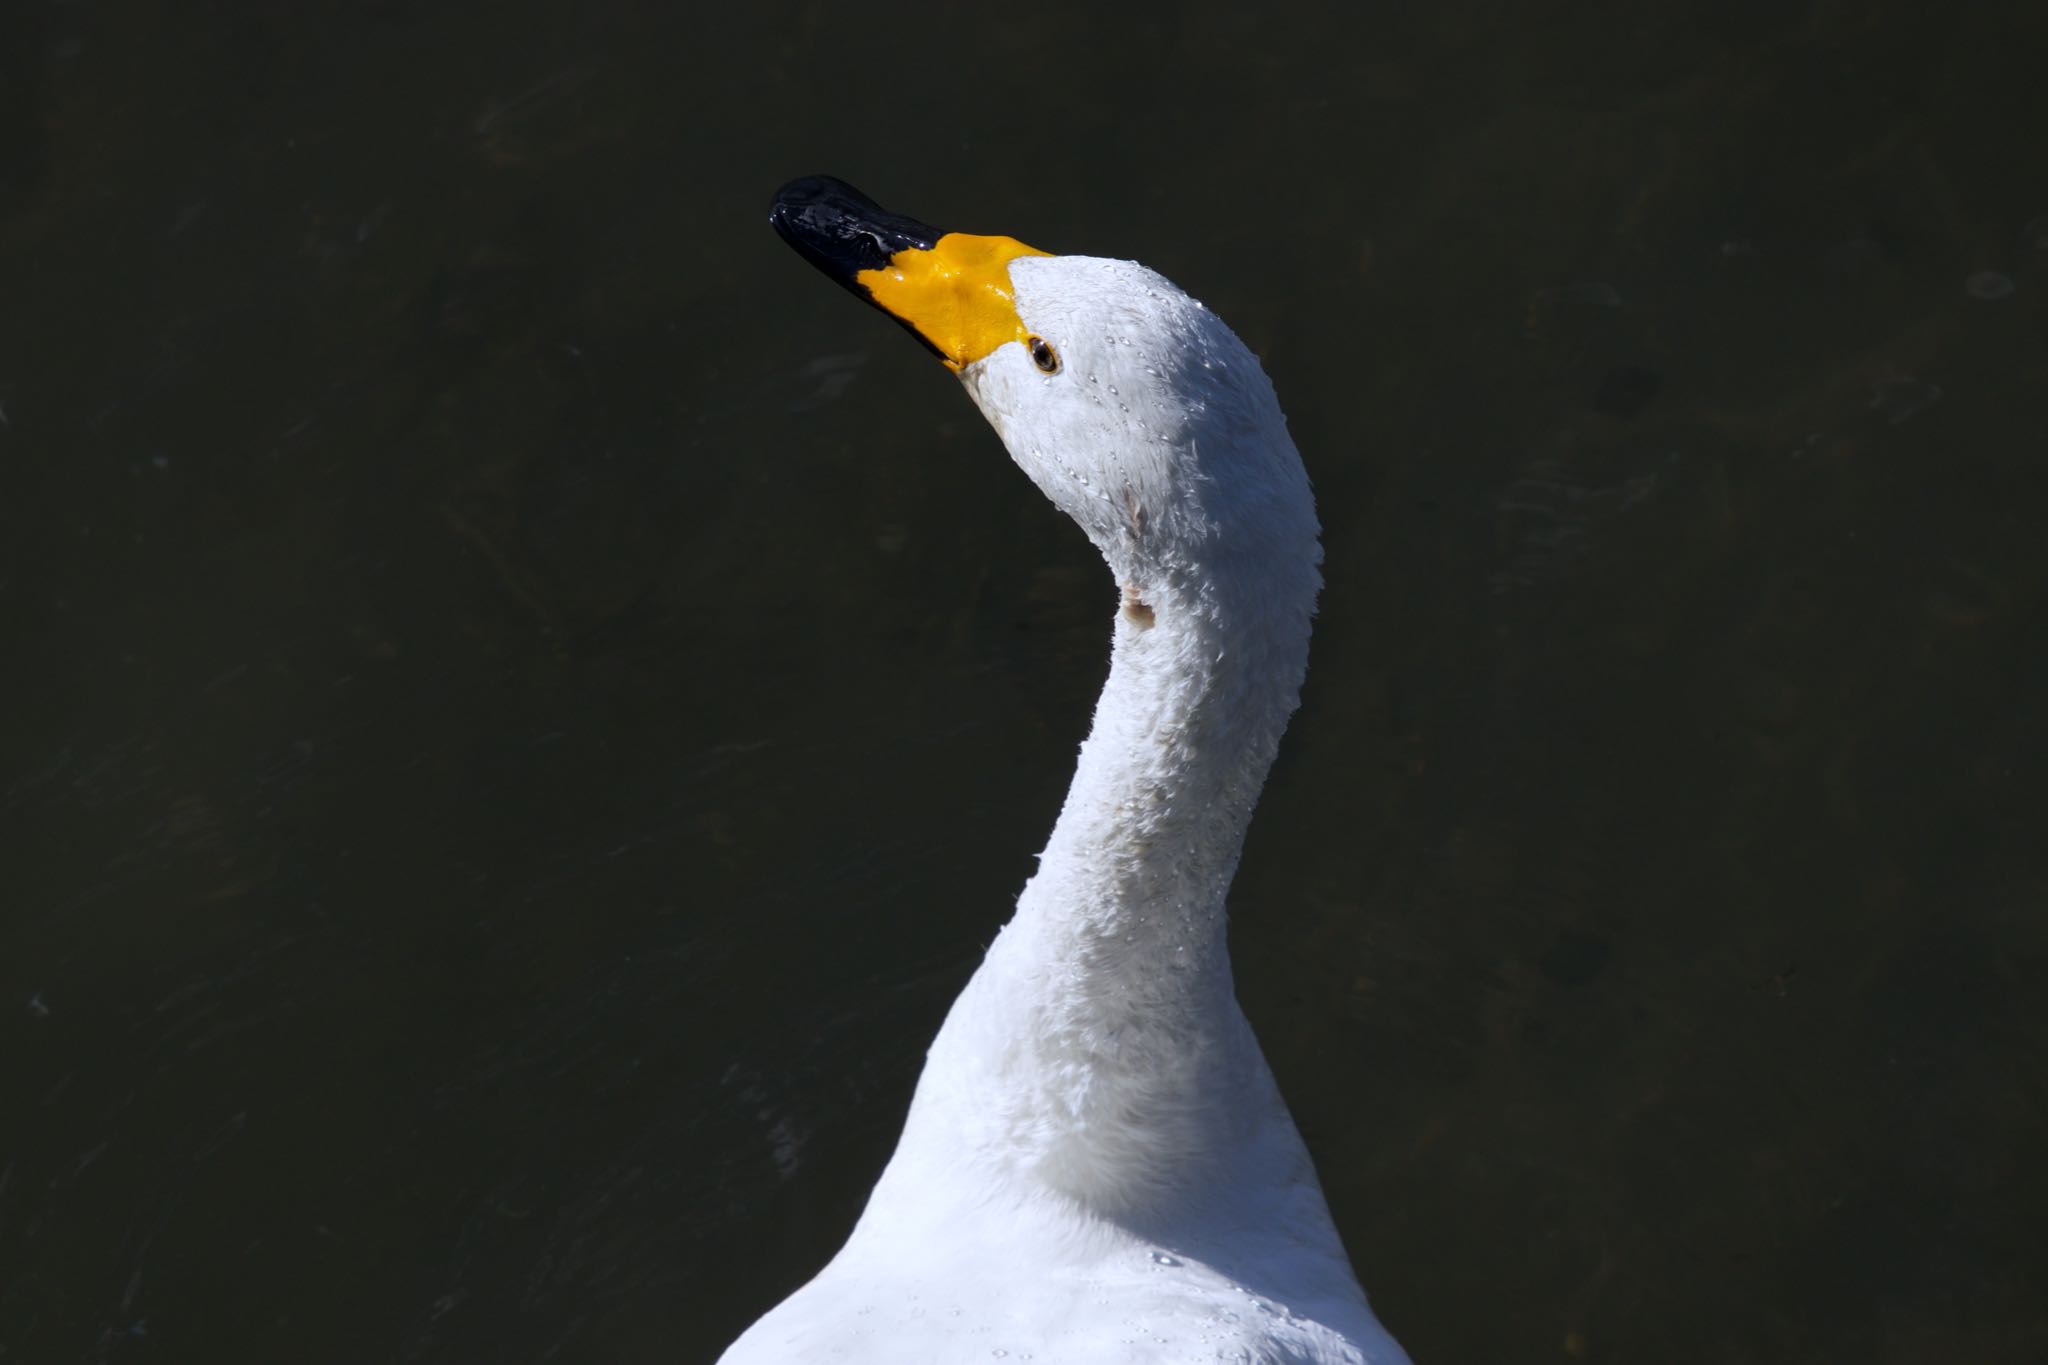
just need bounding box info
[857,233,1052,371]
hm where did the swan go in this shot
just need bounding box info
[723,176,1411,1365]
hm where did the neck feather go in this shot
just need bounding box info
[896,548,1318,1216]
[1018,567,1313,984]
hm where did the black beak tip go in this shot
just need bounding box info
[768,174,856,220]
[768,175,944,286]
[767,175,847,240]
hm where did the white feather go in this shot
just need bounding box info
[722,256,1411,1365]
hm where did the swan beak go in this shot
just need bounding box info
[770,175,1050,372]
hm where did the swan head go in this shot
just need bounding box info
[771,176,1318,608]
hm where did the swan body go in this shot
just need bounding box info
[724,178,1410,1365]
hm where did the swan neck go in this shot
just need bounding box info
[1015,572,1313,973]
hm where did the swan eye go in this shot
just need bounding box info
[1027,335,1061,374]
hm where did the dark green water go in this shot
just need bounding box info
[4,3,2046,1361]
